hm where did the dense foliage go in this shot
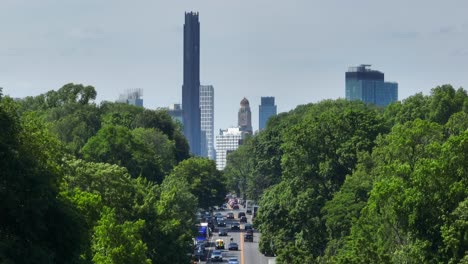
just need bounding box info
[3,83,467,263]
[0,84,223,263]
[224,84,468,263]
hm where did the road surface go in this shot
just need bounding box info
[199,207,276,264]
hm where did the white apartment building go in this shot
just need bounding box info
[215,127,243,170]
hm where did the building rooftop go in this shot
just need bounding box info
[347,64,382,73]
[240,97,250,106]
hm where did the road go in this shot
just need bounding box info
[199,207,276,264]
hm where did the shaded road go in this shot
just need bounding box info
[199,207,275,264]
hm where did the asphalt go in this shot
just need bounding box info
[197,206,276,264]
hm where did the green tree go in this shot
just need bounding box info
[92,208,151,264]
[335,123,467,263]
[154,175,197,264]
[223,142,254,198]
[133,109,189,162]
[167,157,226,209]
[0,98,83,263]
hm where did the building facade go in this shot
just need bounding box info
[345,64,398,107]
[167,103,183,125]
[200,85,215,160]
[259,96,277,131]
[238,97,253,134]
[215,127,243,170]
[182,12,201,156]
[116,89,143,107]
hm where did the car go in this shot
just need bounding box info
[228,257,239,264]
[210,250,223,262]
[193,246,206,261]
[228,242,239,250]
[218,228,228,236]
[215,212,223,218]
[244,233,253,242]
[217,220,226,227]
[230,223,240,230]
[239,216,247,223]
[232,204,239,209]
[226,212,234,219]
[195,240,206,250]
[246,208,252,215]
[237,212,246,218]
[244,224,253,231]
[208,221,215,231]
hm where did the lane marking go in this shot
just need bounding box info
[240,226,245,264]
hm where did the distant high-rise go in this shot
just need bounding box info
[167,103,183,125]
[182,12,201,156]
[200,85,215,160]
[215,127,243,170]
[116,89,143,107]
[345,64,398,107]
[259,97,277,131]
[238,98,252,134]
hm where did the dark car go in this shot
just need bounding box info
[210,250,223,262]
[232,204,239,209]
[230,223,240,230]
[239,216,247,223]
[218,228,228,236]
[244,224,253,231]
[246,209,252,215]
[208,221,215,231]
[237,212,246,218]
[244,233,253,242]
[193,246,206,261]
[228,242,239,250]
[217,220,226,227]
[226,212,234,219]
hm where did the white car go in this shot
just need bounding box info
[228,257,239,264]
[210,250,223,262]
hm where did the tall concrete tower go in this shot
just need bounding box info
[182,12,201,155]
[238,97,252,134]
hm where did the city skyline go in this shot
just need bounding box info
[1,1,468,133]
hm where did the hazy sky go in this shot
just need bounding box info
[1,0,468,132]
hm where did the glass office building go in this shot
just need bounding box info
[167,104,183,125]
[259,96,277,131]
[345,65,398,107]
[200,85,215,160]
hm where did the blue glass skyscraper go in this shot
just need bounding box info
[259,97,277,131]
[345,65,398,107]
[182,12,201,156]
